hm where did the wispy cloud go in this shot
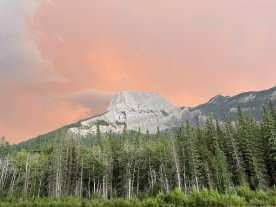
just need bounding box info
[65,90,113,113]
[1,0,276,143]
[0,0,64,86]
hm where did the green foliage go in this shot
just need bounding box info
[1,103,276,205]
[2,188,276,207]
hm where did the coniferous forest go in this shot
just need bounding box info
[1,106,276,206]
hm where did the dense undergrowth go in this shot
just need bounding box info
[1,187,276,207]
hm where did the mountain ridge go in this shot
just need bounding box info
[69,86,276,137]
[193,86,276,120]
[16,86,276,146]
[69,91,192,136]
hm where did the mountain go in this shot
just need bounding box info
[69,91,201,136]
[193,86,276,120]
[16,86,276,147]
[69,86,276,137]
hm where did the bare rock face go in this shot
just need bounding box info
[69,91,201,136]
[69,86,276,136]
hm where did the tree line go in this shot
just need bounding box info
[0,104,276,199]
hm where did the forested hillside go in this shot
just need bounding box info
[1,104,276,206]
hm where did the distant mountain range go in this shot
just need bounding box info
[69,86,276,137]
[17,86,276,147]
[192,86,276,120]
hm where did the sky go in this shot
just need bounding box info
[1,0,276,143]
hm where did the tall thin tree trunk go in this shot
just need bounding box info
[183,162,187,193]
[136,167,140,195]
[8,169,16,195]
[23,153,30,197]
[128,177,131,199]
[80,159,83,198]
[171,138,182,191]
[37,178,42,198]
[88,173,91,199]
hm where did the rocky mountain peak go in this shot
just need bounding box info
[69,91,199,136]
[107,91,176,112]
[69,86,276,137]
[207,95,229,105]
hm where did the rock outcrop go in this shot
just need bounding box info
[69,91,201,136]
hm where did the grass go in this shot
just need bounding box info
[1,187,276,207]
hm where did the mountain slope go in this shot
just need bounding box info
[69,91,201,136]
[193,86,276,120]
[69,87,276,137]
[16,86,276,146]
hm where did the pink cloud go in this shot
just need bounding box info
[1,0,276,143]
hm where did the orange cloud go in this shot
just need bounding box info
[2,0,276,143]
[32,0,276,103]
[0,87,89,143]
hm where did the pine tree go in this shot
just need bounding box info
[203,119,230,192]
[4,103,276,199]
[262,106,276,185]
[268,119,276,185]
[96,123,102,148]
[269,100,276,121]
[222,118,245,186]
[236,107,261,189]
[176,122,200,191]
[195,128,212,189]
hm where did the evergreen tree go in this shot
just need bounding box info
[3,104,276,199]
[222,118,245,186]
[262,106,276,185]
[236,107,261,189]
[96,123,103,149]
[176,122,200,191]
[203,119,230,192]
[195,128,213,189]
